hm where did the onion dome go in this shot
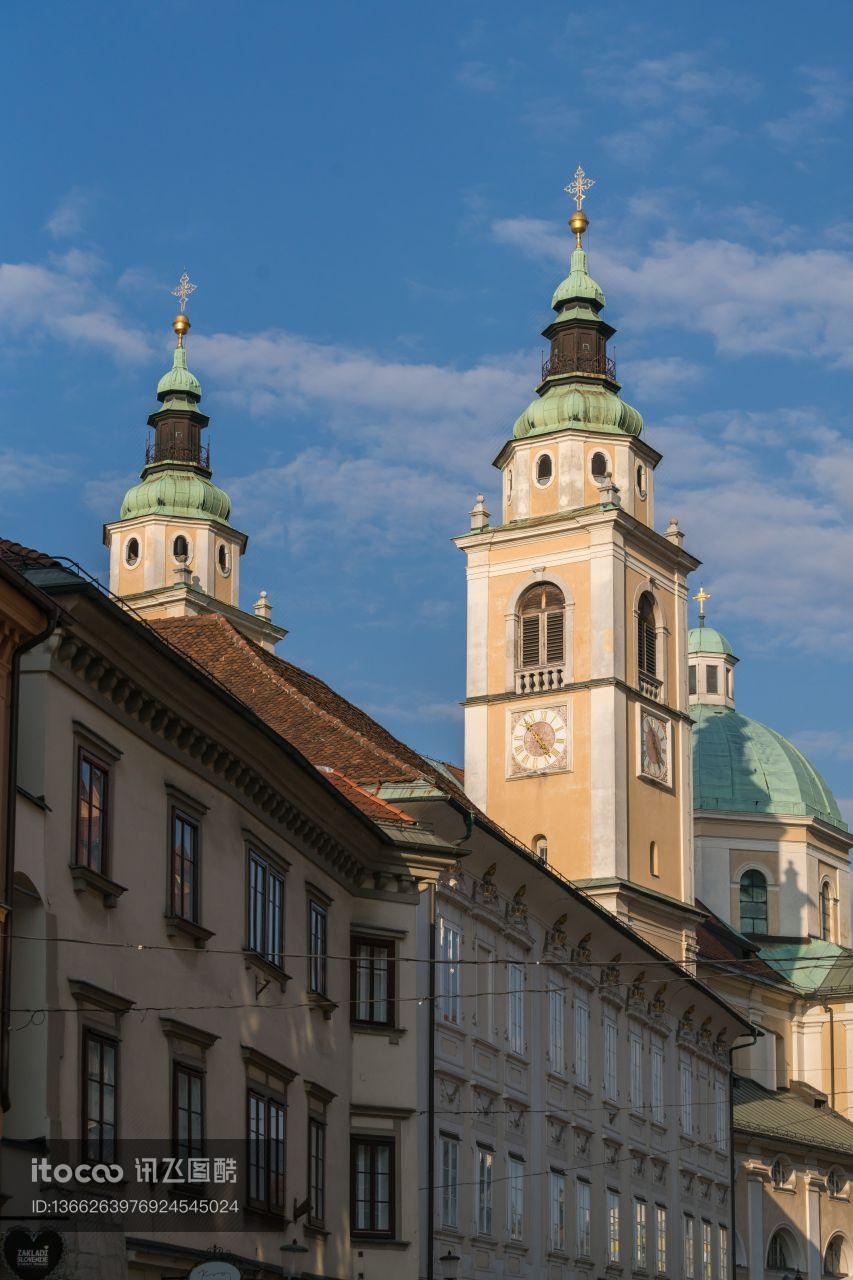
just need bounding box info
[551,246,606,310]
[120,471,231,522]
[691,704,846,830]
[514,383,643,439]
[688,626,735,656]
[157,345,202,403]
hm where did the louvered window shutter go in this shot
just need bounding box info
[641,623,657,676]
[545,611,564,664]
[521,615,540,667]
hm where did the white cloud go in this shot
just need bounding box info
[455,60,502,93]
[792,730,853,762]
[0,449,72,496]
[765,66,852,148]
[618,356,704,402]
[45,189,90,240]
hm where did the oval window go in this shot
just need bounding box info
[636,463,647,498]
[536,454,553,485]
[218,544,230,574]
[507,469,514,502]
[125,537,140,567]
[591,451,609,481]
[173,535,189,562]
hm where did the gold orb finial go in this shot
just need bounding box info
[172,312,191,347]
[564,165,595,246]
[170,271,198,348]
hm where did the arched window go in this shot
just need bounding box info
[173,534,189,563]
[533,835,548,863]
[767,1229,796,1272]
[591,450,608,481]
[821,880,834,942]
[536,453,553,485]
[824,1235,847,1279]
[518,583,565,669]
[637,592,658,678]
[827,1169,848,1198]
[740,870,769,935]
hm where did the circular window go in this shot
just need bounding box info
[636,463,647,499]
[770,1157,792,1189]
[124,536,140,568]
[535,453,553,486]
[172,534,190,563]
[591,450,609,482]
[217,543,231,576]
[828,1169,847,1198]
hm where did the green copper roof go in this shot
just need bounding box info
[691,704,846,831]
[734,1076,853,1155]
[688,625,735,656]
[551,247,605,310]
[157,346,202,402]
[513,382,643,440]
[759,940,853,995]
[120,470,231,522]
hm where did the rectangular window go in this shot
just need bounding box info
[351,1136,394,1237]
[439,1135,459,1229]
[607,1189,621,1264]
[575,998,590,1086]
[76,750,109,874]
[83,1031,117,1161]
[576,1179,591,1257]
[171,810,199,922]
[308,898,328,995]
[706,664,719,694]
[683,1214,695,1280]
[719,1225,729,1280]
[679,1057,694,1133]
[655,1205,668,1275]
[702,1221,712,1280]
[630,1030,644,1109]
[549,1170,566,1252]
[507,961,524,1055]
[714,1078,728,1149]
[248,851,285,970]
[438,919,461,1023]
[173,1063,204,1159]
[351,936,394,1026]
[476,943,494,1036]
[477,1147,493,1237]
[308,1115,326,1226]
[508,1155,524,1241]
[604,1018,618,1099]
[651,1038,665,1123]
[634,1199,648,1271]
[688,664,697,696]
[548,983,565,1072]
[247,1090,286,1214]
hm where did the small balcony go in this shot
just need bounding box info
[541,351,617,382]
[145,439,211,469]
[639,672,662,701]
[516,665,565,695]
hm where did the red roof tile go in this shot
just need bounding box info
[0,539,58,569]
[318,769,416,825]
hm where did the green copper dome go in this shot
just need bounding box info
[551,247,606,310]
[688,626,735,656]
[691,704,846,830]
[157,346,202,402]
[513,383,643,440]
[120,470,231,522]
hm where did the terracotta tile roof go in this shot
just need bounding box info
[0,539,58,570]
[151,615,470,803]
[317,768,416,825]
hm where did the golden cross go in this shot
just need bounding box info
[693,586,710,621]
[564,164,595,210]
[171,271,198,314]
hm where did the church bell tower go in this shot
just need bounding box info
[104,275,284,651]
[456,172,701,960]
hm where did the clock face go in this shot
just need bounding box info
[510,706,568,775]
[640,713,668,782]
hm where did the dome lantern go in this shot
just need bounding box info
[688,588,738,708]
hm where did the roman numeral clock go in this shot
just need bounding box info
[509,705,569,776]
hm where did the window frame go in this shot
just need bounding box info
[476,1145,493,1237]
[439,1133,459,1229]
[75,747,110,875]
[651,1037,665,1123]
[307,895,329,996]
[820,879,834,942]
[172,1061,205,1160]
[350,934,395,1028]
[574,996,590,1087]
[81,1029,118,1162]
[507,1154,524,1242]
[438,918,461,1024]
[547,982,565,1073]
[247,1087,287,1216]
[607,1188,621,1264]
[549,1169,566,1253]
[683,1213,695,1280]
[308,1113,327,1228]
[637,592,658,679]
[629,1028,644,1109]
[170,807,200,923]
[655,1204,668,1276]
[576,1177,591,1258]
[247,848,286,972]
[604,1016,618,1100]
[679,1055,694,1134]
[506,960,525,1055]
[739,868,769,936]
[517,582,566,670]
[350,1135,395,1239]
[634,1197,648,1272]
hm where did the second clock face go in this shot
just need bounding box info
[640,713,669,783]
[510,706,569,775]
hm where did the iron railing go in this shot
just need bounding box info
[145,439,210,468]
[540,351,617,382]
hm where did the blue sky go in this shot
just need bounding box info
[2,2,853,818]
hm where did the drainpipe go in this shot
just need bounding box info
[1,610,58,1111]
[728,1029,759,1279]
[427,884,436,1280]
[823,1004,836,1109]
